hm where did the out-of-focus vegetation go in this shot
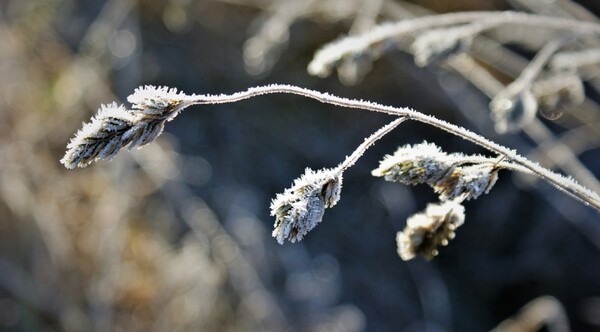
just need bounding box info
[1,0,599,331]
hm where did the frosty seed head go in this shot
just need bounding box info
[127,85,189,118]
[374,141,501,203]
[61,103,138,168]
[270,168,343,244]
[372,141,456,186]
[434,164,499,201]
[61,86,192,169]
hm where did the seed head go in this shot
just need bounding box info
[434,164,499,201]
[397,200,465,261]
[372,142,456,186]
[127,85,189,118]
[62,85,191,169]
[270,168,343,244]
[374,141,501,202]
[61,103,138,168]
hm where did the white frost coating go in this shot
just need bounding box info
[127,85,195,119]
[61,103,138,168]
[434,164,499,201]
[62,86,193,169]
[270,168,343,244]
[129,86,178,110]
[373,141,500,202]
[372,141,456,185]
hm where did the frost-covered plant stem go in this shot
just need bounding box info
[336,117,406,172]
[308,11,600,77]
[62,84,600,212]
[185,84,600,212]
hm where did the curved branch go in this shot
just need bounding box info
[189,84,600,212]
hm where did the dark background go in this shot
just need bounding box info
[1,0,599,331]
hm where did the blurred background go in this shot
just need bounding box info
[1,0,600,331]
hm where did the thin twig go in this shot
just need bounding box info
[337,116,406,172]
